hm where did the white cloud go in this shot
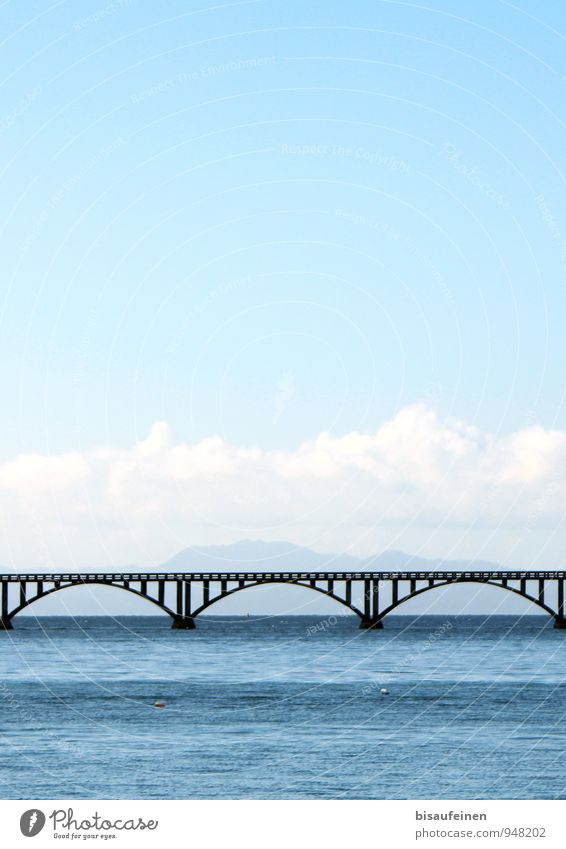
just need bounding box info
[0,404,565,569]
[0,451,89,493]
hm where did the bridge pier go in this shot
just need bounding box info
[171,616,196,630]
[359,617,384,630]
[554,617,566,629]
[1,581,10,630]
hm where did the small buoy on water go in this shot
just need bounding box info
[153,701,166,708]
[380,688,390,696]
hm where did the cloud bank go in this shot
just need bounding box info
[1,404,565,569]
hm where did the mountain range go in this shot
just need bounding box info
[160,538,501,573]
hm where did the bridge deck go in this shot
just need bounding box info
[1,571,566,581]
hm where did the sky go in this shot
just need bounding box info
[1,0,566,572]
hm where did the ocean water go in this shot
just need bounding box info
[0,614,565,800]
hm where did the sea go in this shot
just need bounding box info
[0,614,565,800]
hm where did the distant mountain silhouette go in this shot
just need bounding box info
[161,539,359,570]
[160,539,501,572]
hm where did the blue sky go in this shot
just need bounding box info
[1,1,566,570]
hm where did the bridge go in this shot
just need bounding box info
[1,570,566,630]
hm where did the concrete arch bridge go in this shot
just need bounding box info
[1,570,566,630]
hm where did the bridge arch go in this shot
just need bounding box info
[7,580,176,623]
[191,579,364,619]
[375,579,557,622]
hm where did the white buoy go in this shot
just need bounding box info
[380,688,390,695]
